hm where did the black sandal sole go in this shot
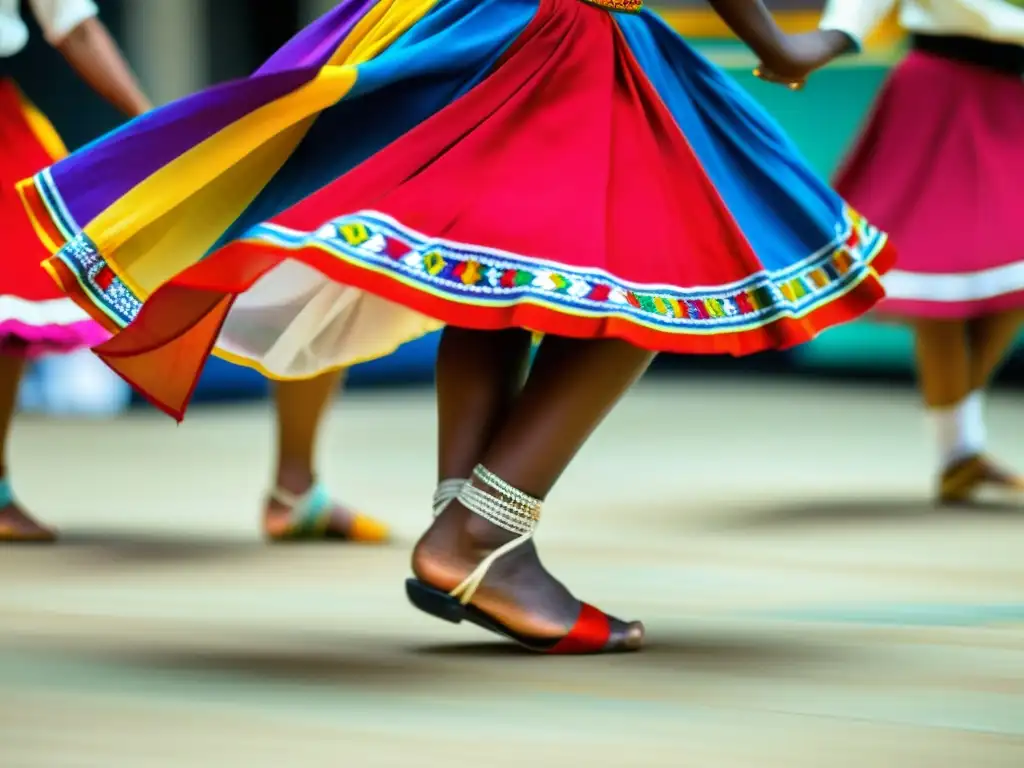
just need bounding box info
[405,578,562,652]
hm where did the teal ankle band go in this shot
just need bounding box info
[289,482,331,535]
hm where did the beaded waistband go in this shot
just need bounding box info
[580,0,644,12]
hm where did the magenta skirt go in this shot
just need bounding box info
[834,50,1024,320]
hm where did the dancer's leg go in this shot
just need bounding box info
[951,309,1024,495]
[429,326,532,524]
[915,313,1024,501]
[913,320,978,501]
[913,320,971,411]
[967,310,1024,390]
[414,333,653,648]
[264,370,389,541]
[435,326,532,481]
[913,320,977,466]
[0,350,54,542]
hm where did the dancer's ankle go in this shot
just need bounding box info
[460,466,541,547]
[415,467,541,577]
[432,477,466,517]
[929,390,986,472]
[273,462,315,496]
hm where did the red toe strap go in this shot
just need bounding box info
[548,603,612,654]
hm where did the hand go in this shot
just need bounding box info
[754,30,853,90]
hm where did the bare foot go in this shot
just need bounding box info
[939,454,1024,505]
[0,503,57,543]
[412,500,643,650]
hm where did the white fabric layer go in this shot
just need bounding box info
[216,259,441,378]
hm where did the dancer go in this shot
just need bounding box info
[0,1,387,544]
[822,0,1024,504]
[0,0,148,541]
[263,373,390,544]
[18,0,891,650]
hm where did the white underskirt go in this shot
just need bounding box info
[215,259,441,377]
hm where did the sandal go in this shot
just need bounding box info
[265,482,389,542]
[0,478,57,544]
[407,466,642,654]
[938,454,1024,505]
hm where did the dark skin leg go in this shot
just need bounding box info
[0,350,54,542]
[413,331,653,645]
[435,327,533,484]
[423,326,533,544]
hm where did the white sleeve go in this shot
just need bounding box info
[819,0,898,51]
[26,0,99,45]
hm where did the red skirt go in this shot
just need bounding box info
[834,51,1024,320]
[0,79,106,356]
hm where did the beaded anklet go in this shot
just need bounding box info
[432,478,466,517]
[447,464,542,606]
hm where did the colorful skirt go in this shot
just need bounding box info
[19,0,893,418]
[834,49,1024,320]
[0,79,106,357]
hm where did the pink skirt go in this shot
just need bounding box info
[834,50,1024,320]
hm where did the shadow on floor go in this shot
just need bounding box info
[9,530,266,567]
[107,634,833,685]
[414,629,836,673]
[705,497,1023,531]
[3,628,840,690]
[100,644,436,688]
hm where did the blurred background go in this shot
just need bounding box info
[7,0,1022,414]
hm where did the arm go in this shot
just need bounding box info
[819,0,899,53]
[704,0,795,71]
[705,0,853,84]
[29,0,151,117]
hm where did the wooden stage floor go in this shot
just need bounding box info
[2,379,1022,766]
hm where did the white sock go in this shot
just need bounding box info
[929,390,986,471]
